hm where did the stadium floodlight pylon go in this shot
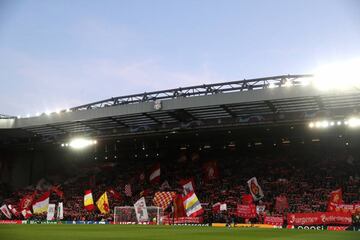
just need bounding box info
[114,206,163,225]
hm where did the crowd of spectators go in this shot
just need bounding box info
[1,146,359,224]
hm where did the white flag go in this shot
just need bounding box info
[57,202,63,220]
[0,204,12,219]
[247,177,264,201]
[134,197,149,222]
[47,204,56,221]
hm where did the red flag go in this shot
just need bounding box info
[212,202,227,213]
[203,161,219,182]
[242,194,253,204]
[236,204,257,218]
[173,194,186,218]
[327,189,343,211]
[108,188,121,200]
[84,190,95,211]
[8,205,20,217]
[149,163,161,184]
[21,209,32,219]
[275,195,289,213]
[19,192,36,210]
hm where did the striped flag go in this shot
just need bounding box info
[32,191,50,214]
[0,204,12,219]
[124,184,132,197]
[152,192,176,210]
[21,209,32,219]
[183,192,203,217]
[84,190,95,211]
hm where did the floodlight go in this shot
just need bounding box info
[268,82,276,88]
[312,58,360,91]
[308,122,314,128]
[68,138,96,149]
[348,117,360,128]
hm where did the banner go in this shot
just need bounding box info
[124,184,132,197]
[183,192,204,217]
[264,216,284,226]
[247,177,264,201]
[57,202,63,220]
[152,192,176,210]
[84,190,95,211]
[21,209,32,219]
[287,212,352,226]
[162,216,203,224]
[8,205,19,217]
[0,204,12,219]
[32,191,50,214]
[96,192,110,214]
[134,197,149,222]
[108,188,121,201]
[46,204,56,221]
[256,205,266,215]
[328,203,360,214]
[241,194,253,205]
[236,204,257,218]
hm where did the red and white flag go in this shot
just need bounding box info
[0,204,12,219]
[327,189,343,211]
[84,190,95,211]
[180,178,195,195]
[152,192,176,210]
[125,184,132,197]
[149,164,160,184]
[212,202,227,213]
[19,192,35,210]
[8,205,19,217]
[21,209,32,219]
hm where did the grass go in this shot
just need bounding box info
[0,225,359,240]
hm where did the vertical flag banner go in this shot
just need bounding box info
[183,192,204,217]
[327,189,343,211]
[57,202,63,220]
[32,191,50,214]
[203,161,219,182]
[247,177,264,201]
[46,204,56,221]
[96,192,110,214]
[134,197,149,222]
[20,192,35,210]
[0,204,12,219]
[8,205,19,217]
[149,164,161,184]
[84,190,95,211]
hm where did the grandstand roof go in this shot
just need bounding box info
[1,74,359,145]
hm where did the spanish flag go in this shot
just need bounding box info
[96,192,110,214]
[84,190,94,211]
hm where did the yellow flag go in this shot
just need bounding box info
[96,192,110,214]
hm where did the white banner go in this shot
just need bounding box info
[57,202,63,220]
[47,204,56,221]
[134,197,149,222]
[0,204,12,219]
[247,177,264,201]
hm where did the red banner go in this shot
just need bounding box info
[236,204,257,218]
[287,212,352,226]
[264,216,284,226]
[328,202,360,214]
[162,216,203,224]
[0,220,23,224]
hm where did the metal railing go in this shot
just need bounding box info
[70,74,313,111]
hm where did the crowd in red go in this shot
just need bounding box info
[1,147,359,224]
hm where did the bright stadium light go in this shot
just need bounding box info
[268,82,276,88]
[312,58,360,91]
[348,117,360,128]
[68,138,97,150]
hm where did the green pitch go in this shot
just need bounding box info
[0,225,359,240]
